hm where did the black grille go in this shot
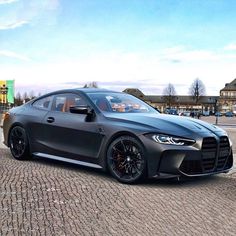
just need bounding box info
[179,136,232,175]
[179,160,202,175]
[201,137,217,171]
[217,136,230,170]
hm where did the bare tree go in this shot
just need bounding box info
[29,90,36,100]
[162,83,177,107]
[83,81,98,88]
[15,92,21,100]
[15,92,23,106]
[189,78,206,104]
[22,92,30,103]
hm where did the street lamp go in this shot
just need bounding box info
[215,99,218,125]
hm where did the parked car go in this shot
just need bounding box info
[225,111,234,117]
[164,108,178,115]
[2,88,233,184]
[182,111,191,116]
[215,112,222,117]
[202,111,210,116]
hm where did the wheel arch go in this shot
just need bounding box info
[104,131,148,183]
[104,131,147,169]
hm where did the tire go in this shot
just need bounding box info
[107,135,146,184]
[9,126,31,160]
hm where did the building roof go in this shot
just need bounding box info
[220,78,236,91]
[123,88,219,104]
[146,95,218,104]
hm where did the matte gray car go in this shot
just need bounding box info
[2,88,234,183]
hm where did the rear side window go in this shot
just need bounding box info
[32,96,53,110]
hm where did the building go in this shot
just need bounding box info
[123,88,218,114]
[219,78,236,114]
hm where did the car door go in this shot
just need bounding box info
[27,95,54,152]
[41,92,104,161]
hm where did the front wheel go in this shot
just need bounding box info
[9,126,31,160]
[107,136,146,184]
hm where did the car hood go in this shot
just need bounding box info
[104,113,225,136]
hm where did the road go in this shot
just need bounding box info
[0,116,236,235]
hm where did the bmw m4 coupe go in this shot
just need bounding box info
[3,88,233,183]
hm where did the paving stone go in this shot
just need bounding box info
[0,149,236,236]
[1,116,236,235]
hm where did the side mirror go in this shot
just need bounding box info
[70,105,89,114]
[69,106,95,122]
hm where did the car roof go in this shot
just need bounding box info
[75,88,118,93]
[38,88,121,97]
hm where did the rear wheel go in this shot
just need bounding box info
[107,136,146,184]
[9,126,31,160]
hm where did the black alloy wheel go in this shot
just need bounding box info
[107,136,146,184]
[9,126,30,160]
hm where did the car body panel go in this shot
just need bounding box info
[40,111,104,159]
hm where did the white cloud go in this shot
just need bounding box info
[0,20,28,30]
[159,46,185,56]
[0,50,30,61]
[0,0,60,31]
[19,0,61,26]
[224,43,236,51]
[1,48,235,96]
[0,0,18,5]
[180,50,218,61]
[159,47,220,62]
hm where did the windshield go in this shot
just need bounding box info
[88,92,158,113]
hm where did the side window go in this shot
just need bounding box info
[32,96,53,110]
[51,95,66,112]
[51,93,87,113]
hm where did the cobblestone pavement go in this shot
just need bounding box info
[1,116,236,235]
[200,116,236,126]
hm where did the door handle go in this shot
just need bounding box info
[47,117,55,123]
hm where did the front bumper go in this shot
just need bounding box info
[146,135,234,179]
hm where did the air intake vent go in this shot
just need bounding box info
[217,136,230,170]
[201,137,217,171]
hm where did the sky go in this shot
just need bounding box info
[1,0,236,96]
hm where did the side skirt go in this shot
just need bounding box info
[33,152,103,169]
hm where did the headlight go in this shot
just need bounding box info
[152,134,195,146]
[229,138,233,147]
